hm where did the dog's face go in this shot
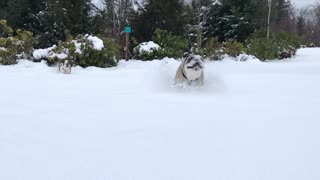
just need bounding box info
[59,60,72,74]
[183,54,204,81]
[184,54,204,72]
[62,60,72,67]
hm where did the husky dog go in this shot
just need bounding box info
[174,54,204,86]
[58,60,72,74]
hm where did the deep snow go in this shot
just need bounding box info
[0,48,320,180]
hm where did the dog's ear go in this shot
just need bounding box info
[185,51,195,59]
[185,54,196,63]
[183,52,189,59]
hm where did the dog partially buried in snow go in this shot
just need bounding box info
[174,54,204,87]
[58,60,72,74]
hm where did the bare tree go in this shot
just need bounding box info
[91,0,133,42]
[296,1,320,46]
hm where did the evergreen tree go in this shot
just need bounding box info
[187,0,223,49]
[2,0,46,30]
[0,0,9,18]
[27,0,65,47]
[5,0,31,28]
[219,0,258,42]
[131,0,187,43]
[30,0,94,48]
[53,0,93,35]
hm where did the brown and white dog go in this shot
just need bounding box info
[58,60,72,74]
[174,54,204,86]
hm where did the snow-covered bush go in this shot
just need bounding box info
[45,34,120,68]
[77,37,120,68]
[133,41,161,61]
[0,42,16,65]
[15,29,36,59]
[133,29,189,60]
[0,19,36,65]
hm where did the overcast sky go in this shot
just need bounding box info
[292,0,318,8]
[92,0,319,10]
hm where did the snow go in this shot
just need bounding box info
[137,41,160,54]
[132,0,145,11]
[32,46,68,60]
[86,34,104,50]
[1,48,320,180]
[33,45,56,59]
[91,0,105,10]
[49,52,68,59]
[0,47,7,51]
[32,36,103,61]
[72,40,83,54]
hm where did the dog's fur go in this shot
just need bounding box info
[58,60,72,74]
[174,54,204,86]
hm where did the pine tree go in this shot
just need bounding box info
[5,0,31,28]
[32,0,67,47]
[59,0,93,35]
[131,0,187,43]
[91,0,115,37]
[187,0,223,49]
[0,0,9,19]
[30,0,94,48]
[219,0,258,42]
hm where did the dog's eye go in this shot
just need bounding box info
[186,57,193,63]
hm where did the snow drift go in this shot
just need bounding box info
[0,48,320,180]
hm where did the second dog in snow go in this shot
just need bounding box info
[58,60,72,74]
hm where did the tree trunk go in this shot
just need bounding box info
[267,0,272,39]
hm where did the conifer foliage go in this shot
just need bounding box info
[0,0,318,64]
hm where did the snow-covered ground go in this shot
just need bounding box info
[1,48,320,180]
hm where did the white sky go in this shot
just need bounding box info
[292,0,318,8]
[91,0,318,10]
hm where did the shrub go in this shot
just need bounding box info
[77,37,120,68]
[0,38,17,65]
[201,37,247,61]
[15,29,37,59]
[0,19,14,36]
[274,32,301,59]
[246,36,279,61]
[246,30,301,61]
[224,39,246,57]
[202,37,224,60]
[47,34,120,68]
[0,19,36,65]
[133,41,161,61]
[153,28,188,58]
[275,32,302,49]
